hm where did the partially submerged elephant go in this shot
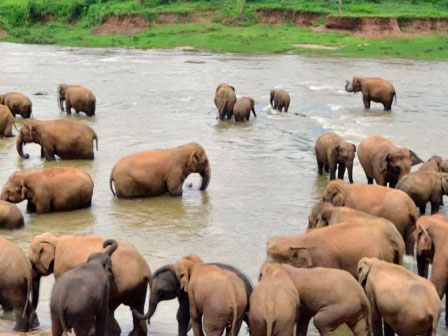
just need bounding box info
[28,232,152,336]
[270,89,290,112]
[110,142,211,198]
[0,92,32,118]
[58,84,96,116]
[345,76,396,111]
[17,119,98,160]
[1,167,93,214]
[214,83,236,120]
[233,97,256,122]
[0,104,17,137]
[419,155,443,172]
[0,237,39,332]
[0,200,24,229]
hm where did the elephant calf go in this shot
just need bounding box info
[233,97,256,122]
[249,264,299,336]
[0,237,39,331]
[17,119,98,160]
[50,240,117,336]
[345,76,396,111]
[358,257,441,336]
[270,89,290,112]
[419,155,443,172]
[0,104,16,137]
[1,167,93,214]
[215,83,236,120]
[58,84,96,116]
[0,92,32,118]
[397,171,448,214]
[0,200,24,229]
[315,133,356,183]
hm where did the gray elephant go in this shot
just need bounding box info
[315,132,356,183]
[0,104,17,137]
[132,262,252,336]
[233,97,256,122]
[0,92,32,118]
[58,84,96,116]
[0,200,24,229]
[345,76,396,111]
[419,156,443,172]
[50,240,117,336]
[270,90,290,112]
[0,237,39,331]
[214,83,236,120]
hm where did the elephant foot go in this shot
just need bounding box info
[128,328,147,336]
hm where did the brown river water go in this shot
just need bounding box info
[0,42,448,335]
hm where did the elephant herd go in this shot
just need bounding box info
[0,74,442,336]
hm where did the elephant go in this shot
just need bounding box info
[233,97,256,122]
[0,200,24,229]
[132,263,253,336]
[415,214,448,326]
[358,257,441,336]
[16,119,98,160]
[0,104,17,137]
[281,264,371,336]
[0,167,93,214]
[322,180,418,255]
[440,160,448,173]
[315,133,356,183]
[419,156,443,172]
[266,221,403,278]
[0,237,39,332]
[270,90,290,112]
[50,240,117,336]
[396,171,448,214]
[173,255,248,336]
[110,142,210,198]
[249,263,299,336]
[0,92,32,118]
[58,84,96,116]
[28,232,152,336]
[357,136,423,188]
[344,76,396,111]
[215,83,236,120]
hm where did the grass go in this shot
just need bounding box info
[1,0,448,59]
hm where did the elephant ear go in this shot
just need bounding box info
[39,241,56,272]
[409,149,423,166]
[329,184,345,207]
[416,225,433,254]
[380,153,390,172]
[290,247,313,268]
[188,151,200,170]
[20,183,28,200]
[357,259,372,287]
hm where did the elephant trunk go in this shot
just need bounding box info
[57,88,64,112]
[345,80,354,93]
[31,273,41,310]
[16,133,30,159]
[347,165,354,184]
[199,163,211,191]
[132,294,159,322]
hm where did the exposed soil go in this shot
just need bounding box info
[254,9,319,27]
[92,15,148,36]
[151,11,216,24]
[0,25,7,37]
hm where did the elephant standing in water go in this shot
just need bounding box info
[110,142,211,198]
[0,237,39,332]
[419,156,443,172]
[16,119,98,160]
[233,97,256,121]
[0,200,24,229]
[58,84,96,116]
[0,92,32,118]
[345,76,396,111]
[215,83,236,120]
[270,90,290,112]
[0,104,17,137]
[28,232,152,336]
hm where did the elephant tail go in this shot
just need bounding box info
[228,290,239,336]
[21,276,31,318]
[109,170,116,196]
[265,318,274,336]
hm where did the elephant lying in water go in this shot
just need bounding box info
[345,76,396,111]
[0,167,93,214]
[28,232,152,336]
[58,84,96,116]
[17,119,98,160]
[0,92,32,118]
[110,142,211,198]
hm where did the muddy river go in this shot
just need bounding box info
[0,42,447,335]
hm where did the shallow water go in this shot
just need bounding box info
[0,42,448,335]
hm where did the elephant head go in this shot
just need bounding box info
[16,122,39,159]
[332,142,356,183]
[0,172,28,203]
[308,201,334,229]
[186,143,211,191]
[380,148,423,183]
[440,160,448,173]
[322,180,346,206]
[175,254,203,292]
[289,247,313,268]
[57,84,67,111]
[357,257,375,287]
[345,76,363,93]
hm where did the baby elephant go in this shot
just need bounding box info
[358,257,441,336]
[58,84,96,116]
[233,97,256,122]
[396,171,448,215]
[315,133,356,183]
[270,90,290,112]
[0,104,17,137]
[249,264,299,336]
[0,92,32,118]
[50,239,118,336]
[419,155,443,172]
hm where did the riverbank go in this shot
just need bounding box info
[1,1,448,59]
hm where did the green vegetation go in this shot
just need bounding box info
[1,0,448,59]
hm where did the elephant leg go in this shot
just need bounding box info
[383,99,393,111]
[313,304,347,336]
[417,255,429,278]
[337,164,346,180]
[362,95,371,109]
[317,160,324,175]
[73,323,91,336]
[51,314,63,336]
[35,200,51,214]
[94,308,108,336]
[366,176,374,184]
[177,293,190,336]
[348,316,370,336]
[191,314,204,336]
[42,145,56,161]
[324,164,330,173]
[40,147,44,158]
[285,102,290,112]
[167,176,184,197]
[383,321,394,336]
[372,318,383,336]
[419,204,426,215]
[4,122,13,137]
[66,101,72,114]
[404,231,415,256]
[430,202,440,215]
[106,307,121,336]
[445,287,448,326]
[0,292,13,312]
[26,201,36,213]
[329,166,337,180]
[296,312,312,336]
[128,289,148,336]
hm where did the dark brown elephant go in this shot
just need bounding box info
[419,156,443,172]
[315,133,356,183]
[345,76,396,111]
[396,171,448,214]
[0,92,32,118]
[0,237,39,332]
[215,83,236,120]
[0,200,24,229]
[58,84,96,116]
[0,104,17,137]
[357,136,423,187]
[110,142,210,198]
[16,119,98,160]
[233,97,256,122]
[0,167,93,214]
[270,90,290,112]
[28,232,152,336]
